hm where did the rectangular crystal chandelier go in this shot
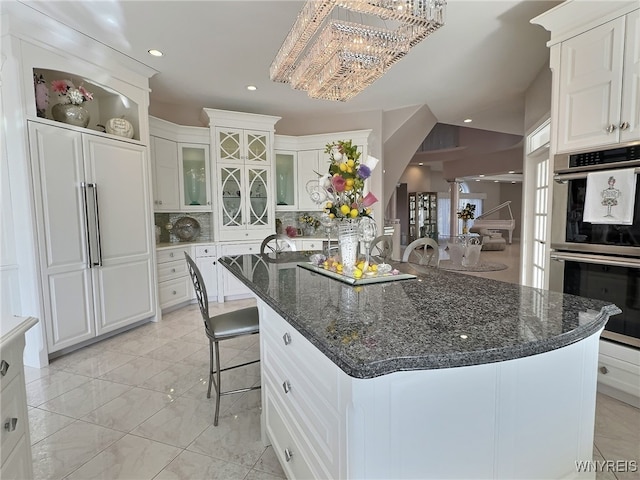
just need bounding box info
[270,0,447,102]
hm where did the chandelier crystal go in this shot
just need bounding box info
[270,0,447,102]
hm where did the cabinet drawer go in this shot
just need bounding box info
[157,259,188,283]
[300,239,323,251]
[1,434,31,480]
[598,354,640,398]
[159,277,192,308]
[0,341,23,390]
[219,243,260,256]
[194,245,216,257]
[156,246,190,264]
[1,376,27,466]
[265,384,320,480]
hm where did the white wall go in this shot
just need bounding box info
[524,65,552,132]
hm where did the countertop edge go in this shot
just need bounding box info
[220,257,619,379]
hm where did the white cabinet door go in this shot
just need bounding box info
[621,10,640,144]
[178,143,211,210]
[215,127,244,163]
[28,123,96,350]
[151,136,180,211]
[246,166,271,233]
[557,17,625,152]
[245,130,270,164]
[83,136,155,336]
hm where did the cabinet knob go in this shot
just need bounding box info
[282,380,291,394]
[204,249,209,253]
[282,332,292,345]
[619,121,630,131]
[159,200,163,205]
[171,268,176,273]
[4,417,17,432]
[284,448,293,462]
[169,252,174,257]
[605,124,617,133]
[599,366,608,374]
[172,290,177,295]
[0,360,9,376]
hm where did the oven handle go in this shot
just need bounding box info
[550,251,640,269]
[554,167,640,183]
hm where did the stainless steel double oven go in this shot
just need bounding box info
[550,145,640,349]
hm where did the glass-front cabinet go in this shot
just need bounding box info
[408,192,438,243]
[179,143,211,210]
[215,127,269,164]
[275,151,296,210]
[218,164,271,240]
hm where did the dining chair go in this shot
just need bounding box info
[402,238,440,268]
[369,235,393,263]
[260,234,297,255]
[184,252,260,426]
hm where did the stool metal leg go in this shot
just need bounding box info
[214,340,221,426]
[207,338,214,399]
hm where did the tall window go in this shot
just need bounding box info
[437,183,485,238]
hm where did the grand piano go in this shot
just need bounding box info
[469,200,516,244]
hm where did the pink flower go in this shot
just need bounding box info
[51,80,69,94]
[362,192,378,207]
[331,175,346,192]
[78,85,93,101]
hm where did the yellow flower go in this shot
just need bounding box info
[340,204,351,215]
[350,208,358,218]
[346,159,355,168]
[326,201,333,208]
[353,268,363,279]
[339,163,347,172]
[344,184,353,191]
[345,178,354,186]
[329,213,335,219]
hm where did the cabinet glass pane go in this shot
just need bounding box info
[182,147,207,206]
[220,167,243,226]
[275,153,295,206]
[246,133,268,163]
[218,131,241,161]
[248,168,269,226]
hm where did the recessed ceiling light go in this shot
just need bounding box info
[512,181,516,184]
[508,170,515,174]
[418,162,423,166]
[494,180,499,183]
[479,174,485,177]
[475,179,480,182]
[463,118,472,123]
[148,49,163,57]
[246,85,257,91]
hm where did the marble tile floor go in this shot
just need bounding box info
[26,291,639,479]
[26,298,285,480]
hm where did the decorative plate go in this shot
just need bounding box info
[173,216,201,241]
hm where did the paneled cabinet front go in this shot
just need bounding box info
[215,127,270,165]
[29,121,155,353]
[555,9,640,153]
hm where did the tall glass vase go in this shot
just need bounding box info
[462,219,469,234]
[338,218,360,268]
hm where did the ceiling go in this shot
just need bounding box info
[15,0,559,136]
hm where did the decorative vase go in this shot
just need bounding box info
[337,218,360,268]
[462,219,469,235]
[52,103,90,128]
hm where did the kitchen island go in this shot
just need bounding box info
[220,253,621,479]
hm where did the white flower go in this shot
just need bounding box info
[67,88,84,105]
[362,155,379,172]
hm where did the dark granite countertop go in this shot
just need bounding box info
[219,253,621,379]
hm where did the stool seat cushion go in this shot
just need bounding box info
[208,306,259,339]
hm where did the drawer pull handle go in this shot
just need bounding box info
[282,380,291,394]
[4,417,17,432]
[605,124,617,133]
[171,268,176,273]
[284,448,293,462]
[169,252,174,257]
[172,290,177,295]
[282,333,291,346]
[0,360,9,376]
[599,366,608,374]
[204,249,209,253]
[620,121,630,131]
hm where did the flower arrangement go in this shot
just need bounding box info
[457,203,476,220]
[299,214,320,229]
[320,140,378,220]
[51,80,93,105]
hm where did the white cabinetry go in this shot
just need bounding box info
[216,244,262,301]
[150,136,180,211]
[194,245,218,301]
[157,246,192,310]
[0,316,38,479]
[597,340,640,407]
[29,122,156,353]
[297,150,329,211]
[533,4,640,153]
[150,117,211,212]
[202,109,280,242]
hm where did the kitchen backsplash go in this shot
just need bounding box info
[154,212,213,243]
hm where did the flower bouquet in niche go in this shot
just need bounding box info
[457,203,476,234]
[50,79,93,128]
[305,140,379,271]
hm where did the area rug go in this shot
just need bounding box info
[439,260,508,272]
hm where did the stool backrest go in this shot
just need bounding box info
[402,238,440,267]
[261,234,297,254]
[185,252,210,329]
